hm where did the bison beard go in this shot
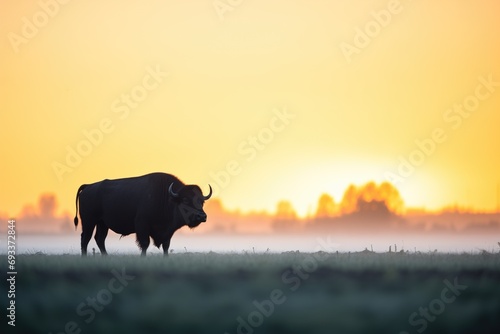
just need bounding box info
[73,172,212,256]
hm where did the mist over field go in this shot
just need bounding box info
[4,232,500,256]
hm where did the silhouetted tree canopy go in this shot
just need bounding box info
[275,200,297,221]
[316,193,337,218]
[339,182,404,215]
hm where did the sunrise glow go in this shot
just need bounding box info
[1,0,499,222]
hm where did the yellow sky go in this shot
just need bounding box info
[1,0,500,218]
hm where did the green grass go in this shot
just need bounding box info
[3,252,500,334]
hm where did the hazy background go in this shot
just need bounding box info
[1,0,499,253]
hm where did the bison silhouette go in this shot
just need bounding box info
[74,172,212,256]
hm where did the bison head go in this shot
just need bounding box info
[169,183,212,228]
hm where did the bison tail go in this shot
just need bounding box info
[74,184,88,229]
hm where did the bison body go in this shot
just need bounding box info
[74,172,211,256]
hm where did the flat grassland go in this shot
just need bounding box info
[3,252,500,334]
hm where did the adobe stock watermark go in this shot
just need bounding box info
[8,0,73,54]
[209,106,295,196]
[399,277,467,334]
[224,236,337,334]
[339,0,408,64]
[51,65,168,182]
[49,267,135,334]
[213,0,245,20]
[384,74,499,185]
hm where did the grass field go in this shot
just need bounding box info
[3,251,500,334]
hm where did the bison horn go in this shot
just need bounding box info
[169,183,180,198]
[203,185,213,200]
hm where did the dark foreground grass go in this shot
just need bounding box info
[2,252,500,334]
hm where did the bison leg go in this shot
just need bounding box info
[162,240,171,256]
[138,238,150,257]
[81,222,96,256]
[136,233,150,257]
[135,220,151,256]
[94,222,109,256]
